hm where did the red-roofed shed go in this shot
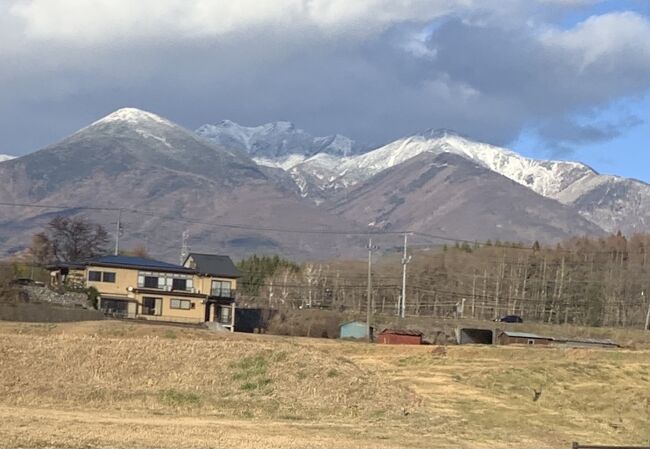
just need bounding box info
[376,329,423,345]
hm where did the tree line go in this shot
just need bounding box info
[24,215,650,329]
[237,232,650,329]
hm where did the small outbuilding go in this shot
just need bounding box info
[554,337,620,349]
[457,327,494,344]
[339,321,373,340]
[376,329,423,345]
[497,331,553,346]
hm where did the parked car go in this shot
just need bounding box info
[495,315,523,323]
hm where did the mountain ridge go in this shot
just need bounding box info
[0,108,644,260]
[332,152,604,242]
[196,118,650,235]
[0,108,365,260]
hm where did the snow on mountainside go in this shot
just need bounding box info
[240,126,650,234]
[330,130,650,235]
[195,119,366,161]
[328,129,598,200]
[0,154,16,162]
[0,107,365,260]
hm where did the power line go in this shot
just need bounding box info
[0,200,646,255]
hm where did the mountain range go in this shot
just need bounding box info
[197,121,650,236]
[0,107,647,260]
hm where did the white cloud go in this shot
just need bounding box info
[2,0,650,156]
[542,12,650,69]
[9,0,465,44]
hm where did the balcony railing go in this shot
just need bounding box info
[210,288,236,299]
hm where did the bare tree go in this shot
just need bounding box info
[30,216,109,263]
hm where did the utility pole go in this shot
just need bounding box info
[641,290,650,330]
[366,238,378,342]
[114,209,122,256]
[400,232,412,318]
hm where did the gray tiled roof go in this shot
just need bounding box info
[86,255,194,274]
[184,253,241,278]
[501,331,553,340]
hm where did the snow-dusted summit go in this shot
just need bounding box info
[334,129,599,199]
[195,119,366,168]
[223,124,650,235]
[91,107,175,127]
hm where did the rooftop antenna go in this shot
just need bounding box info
[180,230,190,265]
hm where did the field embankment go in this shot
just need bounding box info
[0,320,649,448]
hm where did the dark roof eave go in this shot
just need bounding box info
[132,288,207,298]
[195,271,241,279]
[88,262,195,274]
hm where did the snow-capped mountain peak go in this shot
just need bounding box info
[418,128,465,139]
[196,119,366,160]
[328,129,598,200]
[92,107,173,127]
[195,118,650,235]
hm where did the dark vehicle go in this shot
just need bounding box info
[496,315,523,323]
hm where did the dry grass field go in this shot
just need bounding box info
[1,320,649,448]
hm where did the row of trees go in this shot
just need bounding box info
[22,216,650,328]
[239,233,650,328]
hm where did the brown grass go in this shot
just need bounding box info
[0,320,649,448]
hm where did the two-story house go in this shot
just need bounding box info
[77,253,239,329]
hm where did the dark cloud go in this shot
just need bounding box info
[536,115,644,155]
[416,12,650,151]
[1,3,650,156]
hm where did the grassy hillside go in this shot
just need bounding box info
[0,321,649,448]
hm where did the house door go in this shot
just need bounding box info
[218,305,231,324]
[142,297,162,316]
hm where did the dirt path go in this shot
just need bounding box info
[0,406,455,449]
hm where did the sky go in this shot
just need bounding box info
[2,0,650,181]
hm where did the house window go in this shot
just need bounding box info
[170,298,191,310]
[138,272,192,291]
[172,278,187,291]
[142,297,161,316]
[143,276,159,289]
[211,280,232,297]
[88,271,102,282]
[102,272,116,283]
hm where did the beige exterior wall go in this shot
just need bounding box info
[88,265,237,325]
[86,265,138,296]
[134,293,206,323]
[193,276,237,295]
[86,264,237,297]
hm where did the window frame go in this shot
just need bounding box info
[211,280,232,297]
[138,271,193,291]
[88,271,102,282]
[170,298,191,310]
[143,276,159,289]
[172,278,187,291]
[102,272,116,283]
[141,296,162,316]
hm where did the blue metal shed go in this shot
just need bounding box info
[339,321,373,339]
